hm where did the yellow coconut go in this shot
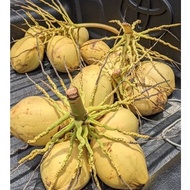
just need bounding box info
[40,140,90,190]
[72,27,89,46]
[10,96,70,146]
[90,131,149,189]
[136,60,175,96]
[124,74,168,116]
[10,36,45,73]
[80,39,110,65]
[96,107,139,133]
[70,64,114,107]
[46,35,80,72]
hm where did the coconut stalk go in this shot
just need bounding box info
[66,87,87,121]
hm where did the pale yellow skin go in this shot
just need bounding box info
[96,107,139,133]
[136,61,175,96]
[46,36,80,72]
[10,36,45,73]
[90,132,149,189]
[10,96,69,146]
[72,27,89,46]
[80,39,110,65]
[40,140,91,190]
[70,65,114,107]
[126,75,168,116]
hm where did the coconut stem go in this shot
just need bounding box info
[77,23,119,35]
[66,87,87,121]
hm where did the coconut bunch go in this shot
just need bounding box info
[10,0,118,74]
[10,1,180,190]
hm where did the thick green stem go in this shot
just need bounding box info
[66,87,87,121]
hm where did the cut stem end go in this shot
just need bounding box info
[66,87,87,121]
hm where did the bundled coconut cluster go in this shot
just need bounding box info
[10,0,118,74]
[10,21,89,73]
[10,0,180,190]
